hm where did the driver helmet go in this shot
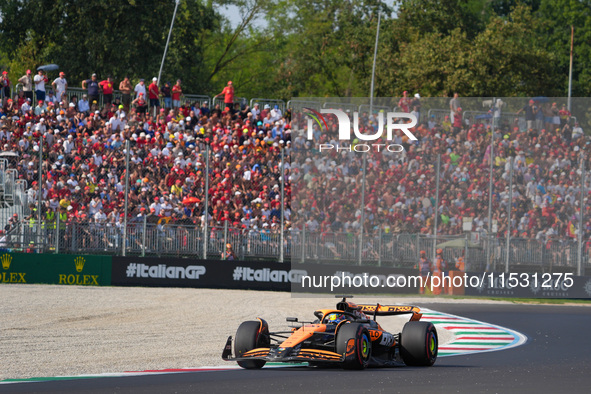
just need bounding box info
[327,313,346,324]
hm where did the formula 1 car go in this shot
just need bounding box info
[222,296,437,369]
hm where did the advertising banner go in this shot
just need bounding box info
[112,257,419,294]
[0,253,111,286]
[464,272,591,299]
[112,257,292,291]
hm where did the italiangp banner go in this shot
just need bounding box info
[112,257,292,291]
[0,252,111,286]
[111,256,419,294]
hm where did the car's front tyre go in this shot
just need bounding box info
[234,320,269,369]
[336,323,372,370]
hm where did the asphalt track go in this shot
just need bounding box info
[3,303,591,394]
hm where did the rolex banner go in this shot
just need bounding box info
[0,253,111,286]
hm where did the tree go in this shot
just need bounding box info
[266,0,391,98]
[536,0,591,96]
[202,0,282,97]
[395,0,488,39]
[470,4,561,96]
[378,3,560,97]
[0,0,217,92]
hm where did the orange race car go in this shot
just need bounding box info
[222,296,437,369]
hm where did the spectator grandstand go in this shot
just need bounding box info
[0,75,590,273]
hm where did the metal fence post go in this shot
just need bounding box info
[279,147,285,263]
[578,153,586,276]
[464,233,469,271]
[142,214,147,257]
[358,152,367,266]
[72,222,77,251]
[37,135,43,250]
[433,154,441,264]
[486,100,496,272]
[378,226,382,267]
[416,234,420,265]
[301,225,306,264]
[55,213,60,254]
[223,220,228,254]
[203,144,209,260]
[505,156,514,273]
[122,141,130,256]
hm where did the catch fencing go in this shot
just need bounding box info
[3,221,589,273]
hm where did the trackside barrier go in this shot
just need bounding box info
[0,252,111,285]
[358,104,392,114]
[427,109,449,124]
[323,101,359,112]
[111,256,419,294]
[463,271,591,298]
[462,110,526,131]
[182,94,211,108]
[4,251,590,297]
[250,98,286,113]
[3,218,589,273]
[13,80,265,112]
[289,100,324,111]
[50,87,211,110]
[212,96,248,110]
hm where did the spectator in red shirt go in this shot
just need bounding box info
[99,76,114,105]
[132,93,147,115]
[398,90,411,113]
[148,77,160,112]
[172,80,182,109]
[215,81,234,113]
[1,71,11,99]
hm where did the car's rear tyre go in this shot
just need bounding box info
[336,323,372,370]
[235,320,269,369]
[400,321,438,366]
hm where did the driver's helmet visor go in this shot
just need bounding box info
[327,313,344,323]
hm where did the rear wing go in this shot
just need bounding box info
[357,304,422,321]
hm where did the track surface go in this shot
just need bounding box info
[3,303,591,394]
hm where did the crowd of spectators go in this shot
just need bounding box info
[2,68,591,259]
[0,71,292,243]
[292,96,591,251]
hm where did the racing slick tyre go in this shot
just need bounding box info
[235,320,270,369]
[336,323,372,370]
[400,321,438,366]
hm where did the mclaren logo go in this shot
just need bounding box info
[75,256,85,272]
[1,253,12,270]
[369,330,382,341]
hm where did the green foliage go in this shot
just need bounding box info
[381,1,562,97]
[269,0,390,98]
[0,0,217,92]
[536,0,591,96]
[0,0,590,99]
[395,0,487,39]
